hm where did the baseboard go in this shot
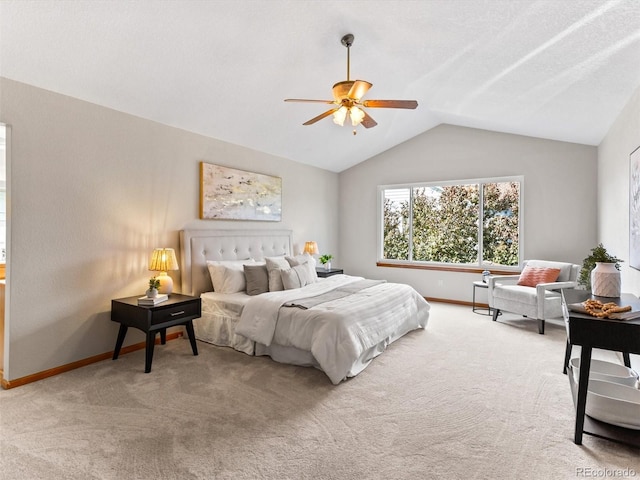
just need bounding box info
[1,331,184,390]
[1,299,483,390]
[426,297,486,308]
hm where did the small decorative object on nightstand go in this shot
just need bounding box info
[146,276,161,298]
[138,293,168,306]
[319,254,333,270]
[316,267,343,278]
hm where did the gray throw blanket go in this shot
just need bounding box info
[284,279,386,310]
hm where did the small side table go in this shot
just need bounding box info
[111,293,201,373]
[316,267,344,278]
[472,280,492,315]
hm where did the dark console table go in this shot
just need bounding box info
[561,289,640,447]
[111,294,201,373]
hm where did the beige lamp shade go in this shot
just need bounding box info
[303,241,319,255]
[149,248,179,295]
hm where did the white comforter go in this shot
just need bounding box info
[236,275,430,384]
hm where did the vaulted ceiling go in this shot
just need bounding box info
[2,1,640,172]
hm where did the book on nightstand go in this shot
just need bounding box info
[138,294,169,306]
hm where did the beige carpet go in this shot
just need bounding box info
[1,303,638,480]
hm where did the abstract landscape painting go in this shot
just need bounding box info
[631,146,640,270]
[200,162,282,221]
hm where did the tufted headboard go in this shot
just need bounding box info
[179,229,293,296]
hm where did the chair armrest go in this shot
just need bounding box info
[536,281,578,318]
[535,281,578,293]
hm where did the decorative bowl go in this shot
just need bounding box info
[585,379,640,430]
[569,358,638,387]
[568,358,640,429]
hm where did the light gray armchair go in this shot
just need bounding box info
[487,260,580,334]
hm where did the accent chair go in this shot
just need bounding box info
[487,260,580,334]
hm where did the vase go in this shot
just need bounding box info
[146,288,158,299]
[590,262,621,297]
[325,262,331,270]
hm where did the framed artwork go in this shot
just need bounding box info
[199,162,282,221]
[630,146,640,270]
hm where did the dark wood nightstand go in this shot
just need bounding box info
[316,267,344,278]
[111,293,201,373]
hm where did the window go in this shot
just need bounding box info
[379,177,522,268]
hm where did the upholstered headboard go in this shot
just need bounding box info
[179,229,293,296]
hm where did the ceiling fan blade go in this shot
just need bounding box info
[303,108,340,126]
[362,99,418,109]
[348,80,373,100]
[361,110,378,129]
[285,99,335,104]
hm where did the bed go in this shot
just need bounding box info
[180,229,430,384]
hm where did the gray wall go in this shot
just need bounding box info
[2,74,628,381]
[0,78,339,381]
[597,83,640,370]
[338,124,598,302]
[598,84,640,296]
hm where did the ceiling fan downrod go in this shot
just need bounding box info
[341,33,354,81]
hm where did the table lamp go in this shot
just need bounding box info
[303,241,319,256]
[149,247,179,295]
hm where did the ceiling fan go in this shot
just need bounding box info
[285,33,418,132]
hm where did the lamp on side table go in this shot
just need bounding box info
[149,247,179,295]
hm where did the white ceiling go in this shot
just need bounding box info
[2,0,640,172]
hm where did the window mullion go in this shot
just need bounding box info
[408,188,414,262]
[478,183,483,266]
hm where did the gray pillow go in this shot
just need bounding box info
[285,253,312,266]
[244,264,269,296]
[281,263,315,290]
[285,253,318,283]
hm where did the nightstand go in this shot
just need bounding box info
[111,293,201,373]
[316,267,344,278]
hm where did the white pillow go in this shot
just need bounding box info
[265,256,290,291]
[206,260,254,294]
[281,263,316,290]
[285,253,318,283]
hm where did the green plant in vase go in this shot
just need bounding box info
[147,276,161,298]
[578,243,623,290]
[319,254,333,270]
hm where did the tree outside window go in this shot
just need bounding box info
[381,178,521,267]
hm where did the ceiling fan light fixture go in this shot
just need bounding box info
[333,106,348,126]
[349,106,365,126]
[285,33,418,130]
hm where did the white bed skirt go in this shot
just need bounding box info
[196,281,428,383]
[195,298,254,355]
[196,296,411,380]
[255,325,410,381]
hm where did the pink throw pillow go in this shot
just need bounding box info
[517,267,561,287]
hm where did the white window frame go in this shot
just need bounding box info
[377,176,524,270]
